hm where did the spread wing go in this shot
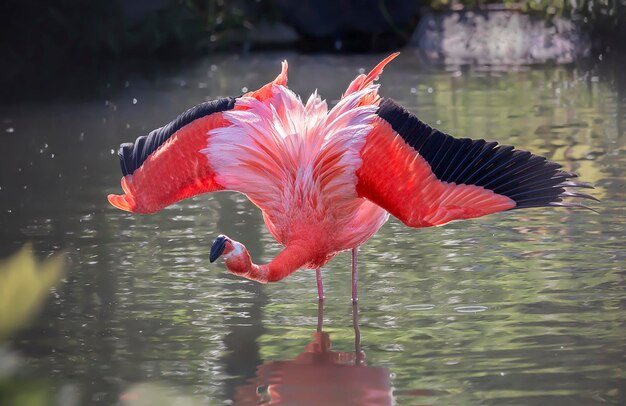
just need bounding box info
[107,62,288,214]
[356,98,596,228]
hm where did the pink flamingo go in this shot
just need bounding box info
[108,53,595,302]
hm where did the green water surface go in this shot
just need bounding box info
[0,53,624,405]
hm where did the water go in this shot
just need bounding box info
[1,52,625,405]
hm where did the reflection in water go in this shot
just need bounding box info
[233,302,404,405]
[216,192,270,400]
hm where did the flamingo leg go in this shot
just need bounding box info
[351,247,359,303]
[352,300,364,364]
[316,267,324,301]
[317,296,324,332]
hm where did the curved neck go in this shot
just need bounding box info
[225,243,316,283]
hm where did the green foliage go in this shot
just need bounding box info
[1,0,280,93]
[0,244,64,341]
[1,0,278,85]
[0,379,52,406]
[120,0,268,56]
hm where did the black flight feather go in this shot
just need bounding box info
[117,97,236,176]
[376,98,596,210]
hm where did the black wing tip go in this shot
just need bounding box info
[560,180,594,189]
[512,172,599,211]
[118,143,134,176]
[559,190,600,202]
[116,97,236,176]
[376,98,599,212]
[549,201,600,214]
[555,183,600,213]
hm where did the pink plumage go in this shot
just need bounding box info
[108,54,595,301]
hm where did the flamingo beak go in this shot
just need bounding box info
[210,235,227,263]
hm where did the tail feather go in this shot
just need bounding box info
[343,52,399,104]
[244,60,289,101]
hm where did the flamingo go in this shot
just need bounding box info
[108,53,596,302]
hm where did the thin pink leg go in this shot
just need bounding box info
[316,267,324,301]
[317,297,324,332]
[351,247,359,303]
[352,300,364,364]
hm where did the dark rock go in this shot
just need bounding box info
[413,8,591,65]
[275,0,420,52]
[118,0,168,20]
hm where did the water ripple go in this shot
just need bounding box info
[454,305,489,313]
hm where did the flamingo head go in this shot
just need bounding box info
[209,234,252,277]
[209,234,228,263]
[209,234,243,262]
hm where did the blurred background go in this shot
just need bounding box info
[1,1,625,405]
[1,0,625,98]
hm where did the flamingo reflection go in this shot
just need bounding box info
[233,301,392,405]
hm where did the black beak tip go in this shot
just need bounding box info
[210,235,227,263]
